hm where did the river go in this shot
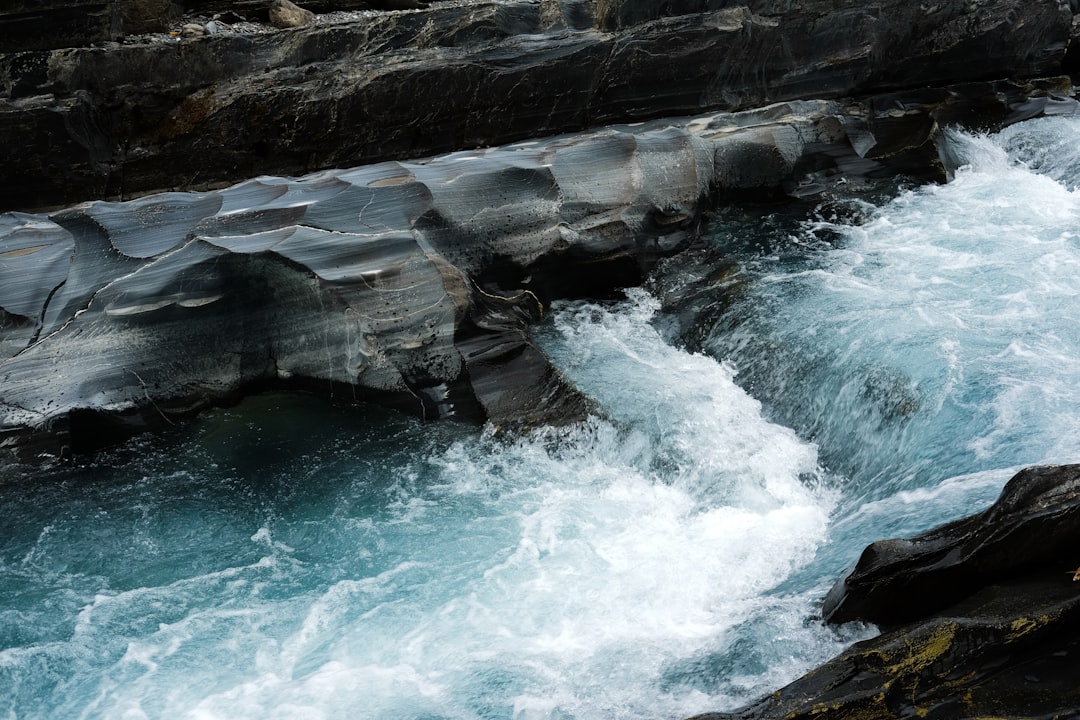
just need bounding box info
[2,115,1079,719]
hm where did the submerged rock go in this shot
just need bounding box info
[693,464,1080,720]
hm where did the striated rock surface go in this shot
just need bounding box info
[0,0,1075,211]
[693,464,1080,720]
[1,78,1074,457]
[1,108,713,456]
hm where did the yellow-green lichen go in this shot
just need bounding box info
[1005,617,1040,642]
[882,622,957,676]
[798,700,894,720]
[1004,610,1060,643]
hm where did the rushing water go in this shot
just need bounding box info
[3,116,1080,719]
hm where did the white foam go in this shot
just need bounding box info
[21,115,1080,720]
[74,291,838,720]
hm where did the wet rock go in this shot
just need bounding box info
[0,0,1073,212]
[1,84,1075,457]
[268,0,314,29]
[694,577,1080,719]
[823,464,1080,627]
[0,115,715,456]
[692,464,1080,720]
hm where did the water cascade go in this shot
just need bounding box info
[2,115,1080,719]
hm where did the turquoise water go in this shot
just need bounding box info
[3,116,1080,719]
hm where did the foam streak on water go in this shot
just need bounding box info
[0,293,845,719]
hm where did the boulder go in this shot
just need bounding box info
[823,464,1080,626]
[692,464,1080,720]
[268,0,315,28]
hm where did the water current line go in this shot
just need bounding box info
[3,116,1080,720]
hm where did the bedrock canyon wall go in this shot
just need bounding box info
[5,2,1080,718]
[2,0,1078,457]
[1,0,1076,211]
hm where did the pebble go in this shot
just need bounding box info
[180,23,206,38]
[269,0,316,29]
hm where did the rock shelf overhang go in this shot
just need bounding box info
[1,78,1075,458]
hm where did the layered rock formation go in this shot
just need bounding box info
[1,0,1076,211]
[694,464,1080,720]
[2,78,1072,458]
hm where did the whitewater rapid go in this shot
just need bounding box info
[3,115,1080,719]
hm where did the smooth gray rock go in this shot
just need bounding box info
[1,80,1074,457]
[0,110,718,454]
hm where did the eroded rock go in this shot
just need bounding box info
[0,115,716,456]
[0,0,1073,211]
[1,83,1074,457]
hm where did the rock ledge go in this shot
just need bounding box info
[694,464,1080,720]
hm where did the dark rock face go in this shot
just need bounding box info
[0,0,183,52]
[0,0,119,53]
[695,464,1080,720]
[0,0,1074,212]
[823,464,1080,627]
